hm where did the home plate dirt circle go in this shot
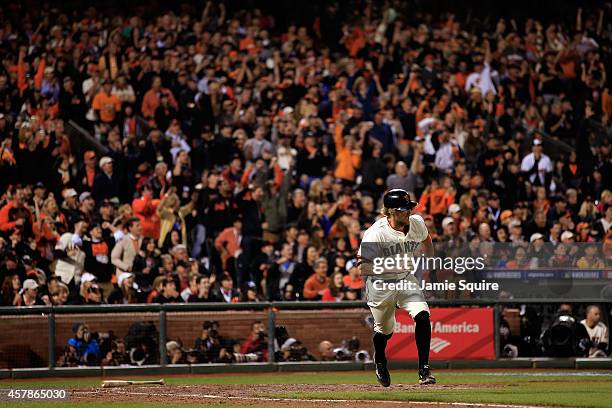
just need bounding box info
[71,383,540,408]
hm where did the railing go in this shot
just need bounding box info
[65,120,109,169]
[135,115,153,141]
[1,299,611,369]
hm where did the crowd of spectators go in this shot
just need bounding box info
[0,1,611,308]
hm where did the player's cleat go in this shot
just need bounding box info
[418,365,436,385]
[375,361,391,387]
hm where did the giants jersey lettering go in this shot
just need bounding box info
[359,215,428,279]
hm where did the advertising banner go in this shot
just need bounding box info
[387,307,495,360]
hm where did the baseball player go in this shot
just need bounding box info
[358,189,436,386]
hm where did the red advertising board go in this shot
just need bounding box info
[387,307,495,360]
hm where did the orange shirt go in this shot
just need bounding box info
[85,167,96,187]
[141,88,177,119]
[214,227,241,259]
[92,91,121,123]
[239,37,258,55]
[455,72,467,89]
[303,274,329,299]
[559,61,576,80]
[132,196,161,240]
[333,124,361,181]
[343,274,363,289]
[419,188,455,216]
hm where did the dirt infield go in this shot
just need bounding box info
[71,383,519,408]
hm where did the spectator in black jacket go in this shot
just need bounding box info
[188,275,213,302]
[92,157,120,202]
[82,222,114,289]
[151,278,182,304]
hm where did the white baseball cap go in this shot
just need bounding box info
[62,188,78,199]
[79,191,92,203]
[442,217,454,228]
[345,259,358,271]
[448,203,461,214]
[508,220,522,229]
[81,272,97,283]
[118,272,134,287]
[530,233,545,243]
[23,279,38,290]
[99,156,113,168]
[560,231,574,241]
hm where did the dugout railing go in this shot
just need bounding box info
[1,299,611,373]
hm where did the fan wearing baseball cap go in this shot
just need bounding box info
[14,279,45,306]
[343,259,363,292]
[520,138,553,190]
[92,156,120,202]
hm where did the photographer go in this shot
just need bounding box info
[166,340,186,364]
[67,322,101,366]
[194,320,225,363]
[101,339,130,366]
[240,321,268,362]
[274,326,314,362]
[124,321,158,366]
[541,304,591,357]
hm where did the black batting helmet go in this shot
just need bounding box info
[383,189,418,212]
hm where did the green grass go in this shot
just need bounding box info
[1,371,612,408]
[272,381,612,408]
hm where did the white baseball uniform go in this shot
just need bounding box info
[359,214,430,335]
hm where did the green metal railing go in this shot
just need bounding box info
[1,299,610,369]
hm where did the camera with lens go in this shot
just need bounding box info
[334,336,371,362]
[541,311,590,357]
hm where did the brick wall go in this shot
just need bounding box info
[0,309,373,368]
[0,315,48,368]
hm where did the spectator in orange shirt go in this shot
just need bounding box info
[92,79,121,125]
[239,26,258,55]
[418,177,455,218]
[132,183,161,240]
[343,259,363,291]
[141,76,178,121]
[303,258,329,300]
[214,217,242,270]
[333,122,362,182]
[0,186,33,235]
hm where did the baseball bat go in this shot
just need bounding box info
[101,379,165,388]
